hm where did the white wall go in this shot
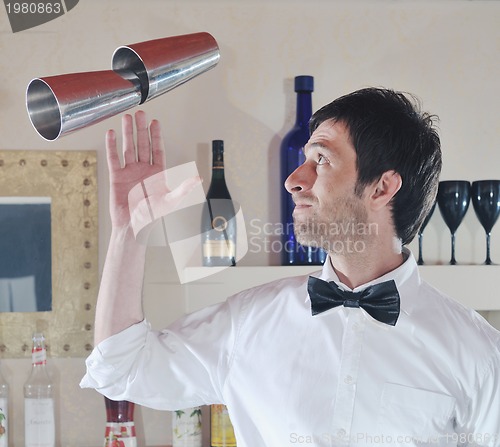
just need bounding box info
[1,0,500,445]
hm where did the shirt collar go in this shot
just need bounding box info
[311,247,421,317]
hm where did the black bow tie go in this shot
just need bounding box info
[307,276,401,326]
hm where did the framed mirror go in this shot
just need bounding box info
[0,150,98,358]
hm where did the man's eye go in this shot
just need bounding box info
[317,154,329,165]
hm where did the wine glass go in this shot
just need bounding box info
[437,181,471,265]
[417,201,436,265]
[471,180,500,265]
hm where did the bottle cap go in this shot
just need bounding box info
[212,140,224,152]
[294,75,314,92]
[32,332,45,341]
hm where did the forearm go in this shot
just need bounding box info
[81,298,233,409]
[93,225,147,345]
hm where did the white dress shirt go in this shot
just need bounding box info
[81,250,500,446]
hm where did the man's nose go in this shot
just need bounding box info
[284,162,314,194]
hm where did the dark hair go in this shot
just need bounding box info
[310,87,442,245]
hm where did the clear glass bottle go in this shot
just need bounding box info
[210,404,236,447]
[24,332,55,447]
[201,140,237,267]
[0,363,8,447]
[280,75,326,265]
[103,397,137,447]
[172,406,202,447]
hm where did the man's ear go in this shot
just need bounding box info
[369,170,402,211]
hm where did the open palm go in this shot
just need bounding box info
[106,111,199,231]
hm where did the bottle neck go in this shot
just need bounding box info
[211,149,226,182]
[31,333,47,366]
[31,346,47,366]
[295,90,312,127]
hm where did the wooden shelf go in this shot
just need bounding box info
[418,264,500,311]
[179,265,500,312]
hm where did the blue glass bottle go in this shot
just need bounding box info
[280,75,327,265]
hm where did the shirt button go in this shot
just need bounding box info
[344,375,354,385]
[337,428,347,438]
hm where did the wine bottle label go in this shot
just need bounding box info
[25,398,55,447]
[104,422,137,447]
[0,398,7,447]
[172,408,202,447]
[203,240,236,258]
[32,347,47,365]
[210,405,236,447]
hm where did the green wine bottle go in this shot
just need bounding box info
[202,140,237,267]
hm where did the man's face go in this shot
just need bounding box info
[284,119,373,255]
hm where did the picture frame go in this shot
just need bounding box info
[0,150,98,358]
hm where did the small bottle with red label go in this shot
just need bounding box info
[103,397,137,447]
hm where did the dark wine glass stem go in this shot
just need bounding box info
[450,232,457,265]
[417,232,424,265]
[486,232,492,265]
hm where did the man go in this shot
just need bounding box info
[81,88,500,446]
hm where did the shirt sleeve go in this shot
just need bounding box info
[80,297,246,411]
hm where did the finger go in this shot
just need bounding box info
[105,129,122,172]
[122,114,136,165]
[135,110,151,164]
[150,119,166,169]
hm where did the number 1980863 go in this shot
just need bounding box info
[5,3,62,14]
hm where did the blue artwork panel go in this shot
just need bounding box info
[0,198,52,312]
